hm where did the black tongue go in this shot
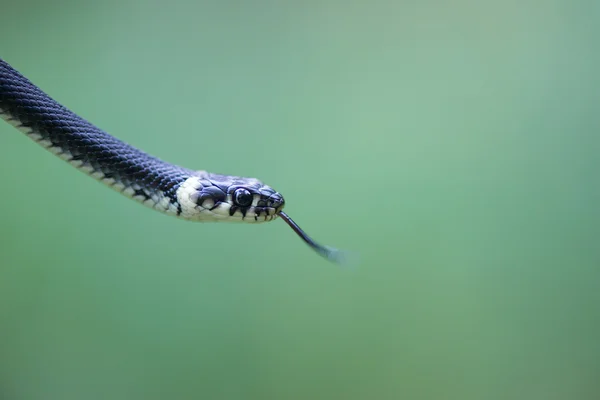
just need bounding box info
[278,211,355,266]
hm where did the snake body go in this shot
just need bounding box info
[0,58,346,263]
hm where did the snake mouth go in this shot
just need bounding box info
[249,193,284,221]
[249,205,283,222]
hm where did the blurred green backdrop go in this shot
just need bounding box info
[1,1,599,399]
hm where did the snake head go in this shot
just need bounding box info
[227,182,285,222]
[176,172,285,222]
[177,171,351,265]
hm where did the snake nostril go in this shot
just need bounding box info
[269,194,283,204]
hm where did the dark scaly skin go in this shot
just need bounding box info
[0,58,194,211]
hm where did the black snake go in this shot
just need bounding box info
[0,58,347,264]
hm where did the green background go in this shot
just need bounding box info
[1,1,599,399]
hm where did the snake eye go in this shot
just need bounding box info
[233,188,253,207]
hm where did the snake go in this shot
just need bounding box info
[0,58,347,264]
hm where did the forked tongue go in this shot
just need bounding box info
[278,211,357,267]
